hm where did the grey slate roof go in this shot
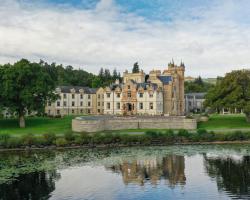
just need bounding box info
[185,92,206,99]
[157,76,172,84]
[57,86,97,94]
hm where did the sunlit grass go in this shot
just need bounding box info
[198,114,250,130]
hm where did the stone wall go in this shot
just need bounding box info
[72,116,197,133]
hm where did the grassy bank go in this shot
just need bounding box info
[0,129,250,149]
[0,116,74,135]
[198,114,250,130]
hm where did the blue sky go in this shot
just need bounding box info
[1,0,250,77]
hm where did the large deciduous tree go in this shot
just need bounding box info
[0,59,58,128]
[204,70,250,121]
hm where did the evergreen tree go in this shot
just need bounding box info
[132,62,140,73]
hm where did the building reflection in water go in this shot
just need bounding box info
[106,155,186,187]
[204,154,250,199]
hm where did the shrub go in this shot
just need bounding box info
[197,129,208,135]
[80,133,92,144]
[145,130,158,138]
[200,131,215,141]
[64,131,75,141]
[74,135,83,145]
[21,134,35,146]
[43,133,56,145]
[163,130,175,143]
[6,137,21,148]
[214,133,227,141]
[55,138,68,147]
[0,134,10,143]
[226,131,247,141]
[177,129,189,137]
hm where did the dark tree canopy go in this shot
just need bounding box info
[132,62,140,73]
[204,70,250,121]
[0,59,58,127]
[185,76,214,93]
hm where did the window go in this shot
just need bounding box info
[107,93,111,98]
[88,109,91,114]
[139,93,143,98]
[117,103,120,109]
[98,94,100,99]
[88,102,91,107]
[72,94,75,99]
[80,94,83,99]
[80,101,83,106]
[149,93,153,98]
[128,92,131,98]
[48,102,51,106]
[128,85,130,89]
[150,102,153,110]
[80,109,83,113]
[57,101,60,107]
[72,101,75,107]
[48,110,51,114]
[139,103,143,109]
[63,101,67,107]
[98,102,100,106]
[88,94,91,99]
[57,110,60,115]
[63,94,66,99]
[98,109,100,113]
[102,102,104,106]
[107,103,110,109]
[117,93,120,98]
[72,109,74,114]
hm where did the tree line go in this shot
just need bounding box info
[0,59,122,127]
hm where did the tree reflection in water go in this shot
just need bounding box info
[106,155,186,187]
[0,170,60,200]
[204,154,250,199]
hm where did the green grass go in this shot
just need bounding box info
[1,114,250,136]
[0,116,75,135]
[198,114,250,130]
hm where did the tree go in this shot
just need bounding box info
[204,70,250,121]
[0,59,58,128]
[91,76,102,88]
[132,62,140,73]
[185,76,214,93]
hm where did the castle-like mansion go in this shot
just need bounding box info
[45,62,185,116]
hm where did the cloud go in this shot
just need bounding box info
[0,0,250,77]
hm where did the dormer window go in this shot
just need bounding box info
[56,88,61,93]
[139,93,143,98]
[117,93,120,98]
[72,94,75,99]
[80,94,83,99]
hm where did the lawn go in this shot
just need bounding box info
[0,116,75,135]
[198,114,250,130]
[1,114,250,136]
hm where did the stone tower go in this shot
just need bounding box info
[162,61,185,116]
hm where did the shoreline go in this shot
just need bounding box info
[1,140,250,152]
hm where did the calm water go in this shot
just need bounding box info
[0,145,250,200]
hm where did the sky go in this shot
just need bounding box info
[1,0,250,77]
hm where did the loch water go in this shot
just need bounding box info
[0,145,250,200]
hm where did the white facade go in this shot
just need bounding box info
[136,91,163,115]
[45,86,96,116]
